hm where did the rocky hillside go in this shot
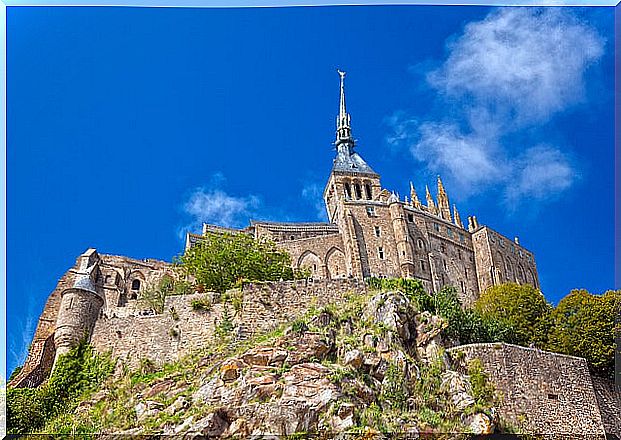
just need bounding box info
[33,289,507,436]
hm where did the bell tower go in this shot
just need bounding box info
[323,70,382,278]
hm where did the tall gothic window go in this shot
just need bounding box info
[365,184,372,199]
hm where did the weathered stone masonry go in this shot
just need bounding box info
[189,71,539,308]
[10,71,619,438]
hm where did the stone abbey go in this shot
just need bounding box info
[188,71,539,306]
[9,72,620,438]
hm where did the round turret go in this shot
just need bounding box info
[53,273,104,362]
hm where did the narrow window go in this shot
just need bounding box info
[440,242,446,253]
[443,259,447,269]
[447,227,453,238]
[378,247,385,260]
[290,235,295,240]
[420,260,426,271]
[365,184,372,200]
[465,268,469,279]
[354,183,362,199]
[407,214,414,222]
[313,264,317,271]
[417,239,424,250]
[459,233,465,243]
[344,183,352,199]
[366,206,375,217]
[433,223,440,232]
[460,281,465,292]
[374,226,381,237]
[458,249,462,260]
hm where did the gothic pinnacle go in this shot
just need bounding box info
[453,204,463,228]
[410,181,421,208]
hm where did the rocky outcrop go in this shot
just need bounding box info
[79,291,499,436]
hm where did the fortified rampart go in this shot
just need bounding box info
[448,343,612,438]
[90,278,367,368]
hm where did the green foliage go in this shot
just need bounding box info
[367,277,432,311]
[467,359,496,405]
[139,275,181,314]
[545,289,621,379]
[379,363,408,411]
[215,304,234,340]
[475,283,552,346]
[191,295,213,312]
[177,232,297,293]
[7,341,113,434]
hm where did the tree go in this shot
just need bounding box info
[545,289,621,379]
[139,274,176,314]
[474,283,552,347]
[176,232,300,293]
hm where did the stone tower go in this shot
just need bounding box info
[323,70,382,278]
[53,248,104,363]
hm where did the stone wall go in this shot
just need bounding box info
[472,227,539,293]
[90,278,367,368]
[591,377,621,439]
[448,343,607,437]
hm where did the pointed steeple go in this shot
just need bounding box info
[453,205,463,228]
[336,69,352,146]
[436,176,452,221]
[425,185,438,215]
[330,70,377,176]
[410,181,421,208]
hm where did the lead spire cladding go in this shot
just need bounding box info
[336,69,352,145]
[331,70,377,176]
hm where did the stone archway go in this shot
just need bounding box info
[298,251,323,279]
[325,247,346,279]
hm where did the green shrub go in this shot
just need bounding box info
[7,341,113,435]
[191,296,212,312]
[176,232,298,293]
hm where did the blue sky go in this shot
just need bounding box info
[6,6,616,375]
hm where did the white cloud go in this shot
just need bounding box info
[178,176,260,238]
[506,145,575,202]
[412,121,504,192]
[302,183,328,221]
[428,8,604,125]
[9,298,36,373]
[387,7,604,205]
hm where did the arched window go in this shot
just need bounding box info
[417,239,424,250]
[365,184,372,199]
[354,183,362,199]
[131,279,141,291]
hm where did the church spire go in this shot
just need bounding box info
[336,69,353,147]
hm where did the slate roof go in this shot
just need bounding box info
[332,149,377,176]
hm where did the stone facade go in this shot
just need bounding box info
[189,72,540,307]
[10,72,618,438]
[448,343,612,438]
